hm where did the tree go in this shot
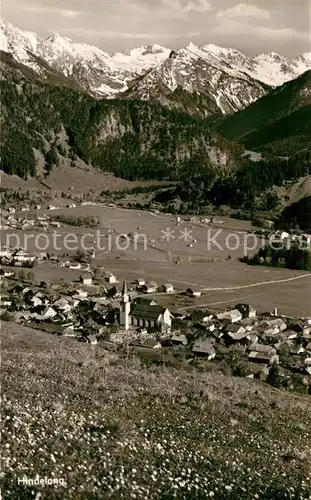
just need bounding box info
[74,249,86,263]
[19,270,26,280]
[26,271,35,281]
[267,363,282,388]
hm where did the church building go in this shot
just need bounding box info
[119,282,172,331]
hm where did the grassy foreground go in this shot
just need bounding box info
[1,323,311,500]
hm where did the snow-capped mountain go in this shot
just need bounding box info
[0,19,170,97]
[1,18,310,115]
[121,44,266,116]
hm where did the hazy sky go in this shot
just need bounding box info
[2,0,311,57]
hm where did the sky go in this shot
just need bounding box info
[2,0,311,57]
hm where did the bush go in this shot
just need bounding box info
[0,311,13,321]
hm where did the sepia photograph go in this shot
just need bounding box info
[0,0,311,498]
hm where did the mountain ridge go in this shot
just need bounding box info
[1,18,310,116]
[0,51,242,181]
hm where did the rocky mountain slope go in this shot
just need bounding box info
[1,18,311,116]
[0,52,241,180]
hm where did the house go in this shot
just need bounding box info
[142,281,157,294]
[305,342,311,353]
[8,207,16,214]
[0,296,12,307]
[68,262,82,270]
[239,317,258,331]
[36,252,48,261]
[217,309,242,323]
[23,219,35,226]
[192,340,216,360]
[274,230,290,241]
[224,324,248,342]
[7,218,18,228]
[42,307,57,319]
[13,250,36,263]
[107,273,117,284]
[120,282,172,331]
[63,326,76,337]
[305,357,311,368]
[249,343,276,355]
[171,333,188,345]
[302,326,311,339]
[263,326,280,336]
[130,304,172,330]
[281,330,297,341]
[187,287,201,298]
[0,248,14,260]
[268,318,287,331]
[0,270,15,278]
[31,296,43,308]
[53,298,72,313]
[248,343,278,364]
[86,335,98,345]
[205,321,216,332]
[80,275,93,286]
[136,278,145,287]
[164,283,174,294]
[248,351,279,365]
[202,314,213,323]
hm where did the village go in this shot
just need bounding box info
[1,202,311,395]
[1,250,311,394]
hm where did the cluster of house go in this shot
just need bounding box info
[2,200,101,215]
[1,270,310,390]
[0,244,96,269]
[0,247,42,267]
[0,211,62,232]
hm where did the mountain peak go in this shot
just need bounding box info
[1,18,311,107]
[45,33,72,44]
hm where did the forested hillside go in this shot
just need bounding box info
[278,196,311,232]
[153,152,311,213]
[217,71,311,154]
[0,52,240,181]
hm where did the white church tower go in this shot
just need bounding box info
[120,281,131,330]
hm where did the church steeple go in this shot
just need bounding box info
[120,280,130,330]
[122,280,130,304]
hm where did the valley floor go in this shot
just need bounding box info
[2,204,310,317]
